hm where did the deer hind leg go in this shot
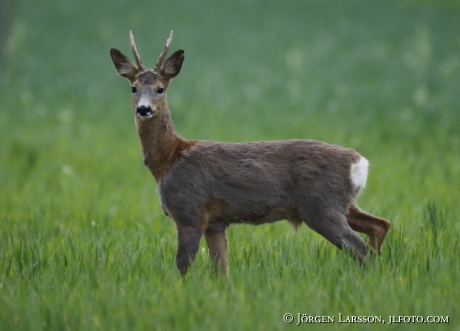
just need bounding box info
[176,225,203,276]
[346,205,391,254]
[204,229,228,274]
[301,209,370,264]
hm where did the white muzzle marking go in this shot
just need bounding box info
[136,96,155,119]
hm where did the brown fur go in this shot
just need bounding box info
[346,205,391,253]
[204,230,228,274]
[136,110,198,181]
[110,32,391,276]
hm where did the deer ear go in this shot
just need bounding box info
[110,48,138,81]
[161,50,184,79]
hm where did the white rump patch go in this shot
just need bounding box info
[350,156,369,191]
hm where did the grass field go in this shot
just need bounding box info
[1,0,460,330]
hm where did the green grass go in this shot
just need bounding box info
[1,0,460,330]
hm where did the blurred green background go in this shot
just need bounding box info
[1,0,460,330]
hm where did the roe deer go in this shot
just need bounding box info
[110,31,391,275]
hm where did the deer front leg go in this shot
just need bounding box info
[176,225,202,276]
[204,229,228,274]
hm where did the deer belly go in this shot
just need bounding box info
[207,207,292,231]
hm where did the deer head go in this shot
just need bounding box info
[110,31,184,120]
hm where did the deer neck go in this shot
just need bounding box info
[135,102,188,182]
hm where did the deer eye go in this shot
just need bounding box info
[131,86,137,93]
[156,87,164,95]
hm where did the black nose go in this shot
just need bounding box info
[136,105,154,117]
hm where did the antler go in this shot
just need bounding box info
[154,30,173,72]
[130,31,145,71]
